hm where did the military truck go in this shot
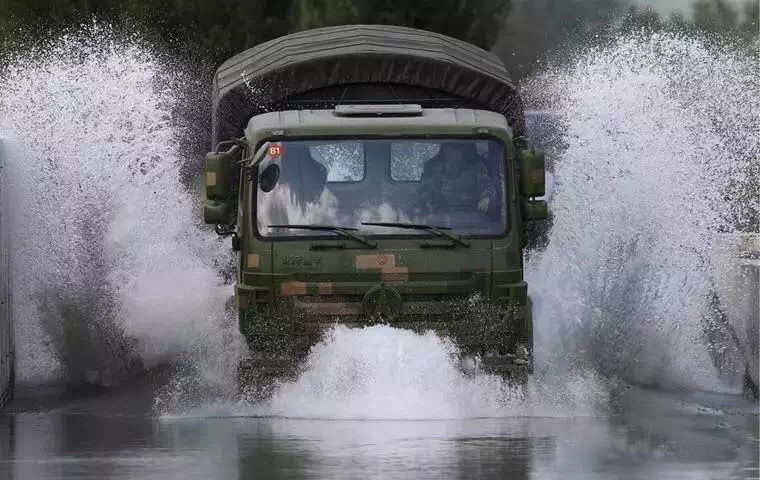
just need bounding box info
[203,25,547,387]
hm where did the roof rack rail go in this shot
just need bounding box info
[334,104,423,117]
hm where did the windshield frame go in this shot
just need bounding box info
[251,135,511,242]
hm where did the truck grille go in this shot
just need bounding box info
[292,293,470,318]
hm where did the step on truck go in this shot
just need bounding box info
[203,25,548,391]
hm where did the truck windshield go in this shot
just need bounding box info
[255,138,507,237]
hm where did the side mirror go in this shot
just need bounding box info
[239,141,271,178]
[518,148,546,198]
[521,199,548,221]
[205,146,239,201]
[258,164,280,192]
[203,141,269,226]
[204,200,232,225]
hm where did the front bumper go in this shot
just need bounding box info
[238,293,533,378]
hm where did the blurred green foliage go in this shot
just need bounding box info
[494,0,758,80]
[0,0,510,65]
[0,0,755,79]
[292,0,510,49]
[493,0,623,79]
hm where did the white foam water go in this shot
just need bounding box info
[1,27,755,418]
[170,324,608,420]
[253,325,522,419]
[525,31,759,392]
[0,28,236,385]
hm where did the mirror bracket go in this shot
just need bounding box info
[238,141,271,181]
[518,147,546,198]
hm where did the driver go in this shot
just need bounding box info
[278,143,328,206]
[419,141,498,215]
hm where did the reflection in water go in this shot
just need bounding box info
[0,388,757,480]
[237,419,536,479]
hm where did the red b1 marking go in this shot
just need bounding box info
[269,144,285,158]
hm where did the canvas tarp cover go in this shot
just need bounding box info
[212,25,524,145]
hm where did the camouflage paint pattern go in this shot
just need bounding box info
[226,108,535,375]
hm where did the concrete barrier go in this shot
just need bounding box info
[713,234,759,396]
[0,141,13,409]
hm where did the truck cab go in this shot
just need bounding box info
[202,25,547,385]
[206,105,546,380]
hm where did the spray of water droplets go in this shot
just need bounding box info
[160,324,611,420]
[230,32,758,419]
[1,26,755,418]
[525,31,759,392]
[0,27,241,386]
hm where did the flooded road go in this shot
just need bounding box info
[1,25,759,480]
[1,374,757,480]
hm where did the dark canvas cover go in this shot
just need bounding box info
[212,24,524,146]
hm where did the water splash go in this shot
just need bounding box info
[2,26,755,417]
[0,27,234,385]
[524,31,759,391]
[158,324,611,419]
[226,31,759,419]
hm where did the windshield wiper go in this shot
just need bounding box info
[268,224,377,249]
[361,222,470,248]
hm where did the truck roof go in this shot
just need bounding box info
[212,25,524,146]
[245,107,512,141]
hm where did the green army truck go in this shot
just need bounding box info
[203,25,547,388]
